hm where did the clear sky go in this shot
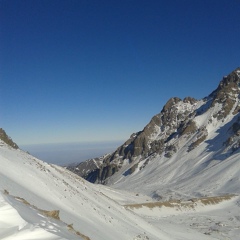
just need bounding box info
[1,0,240,145]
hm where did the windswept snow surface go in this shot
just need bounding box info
[0,140,172,240]
[1,139,240,240]
[0,192,81,240]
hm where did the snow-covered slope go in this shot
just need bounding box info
[0,140,174,240]
[65,67,240,240]
[0,191,81,240]
[69,67,240,201]
[2,141,239,240]
[109,113,240,200]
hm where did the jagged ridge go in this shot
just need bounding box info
[68,67,240,184]
[0,128,19,149]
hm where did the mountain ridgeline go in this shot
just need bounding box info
[0,128,19,149]
[68,68,240,184]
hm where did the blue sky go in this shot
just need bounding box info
[1,0,240,145]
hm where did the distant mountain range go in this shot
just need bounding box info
[68,67,240,200]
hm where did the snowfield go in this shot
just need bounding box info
[0,192,81,240]
[0,140,172,240]
[0,138,240,239]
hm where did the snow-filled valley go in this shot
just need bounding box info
[0,137,240,240]
[0,140,178,240]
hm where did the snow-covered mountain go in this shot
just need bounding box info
[1,67,240,240]
[1,133,240,240]
[69,67,240,201]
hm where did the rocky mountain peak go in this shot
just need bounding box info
[216,68,240,95]
[210,67,240,119]
[162,97,181,112]
[68,67,240,184]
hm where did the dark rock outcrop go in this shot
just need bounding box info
[0,128,19,149]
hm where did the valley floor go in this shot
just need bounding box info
[138,196,240,240]
[1,185,240,240]
[97,185,240,240]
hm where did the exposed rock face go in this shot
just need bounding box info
[0,128,19,149]
[225,116,240,152]
[68,67,240,184]
[210,68,240,119]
